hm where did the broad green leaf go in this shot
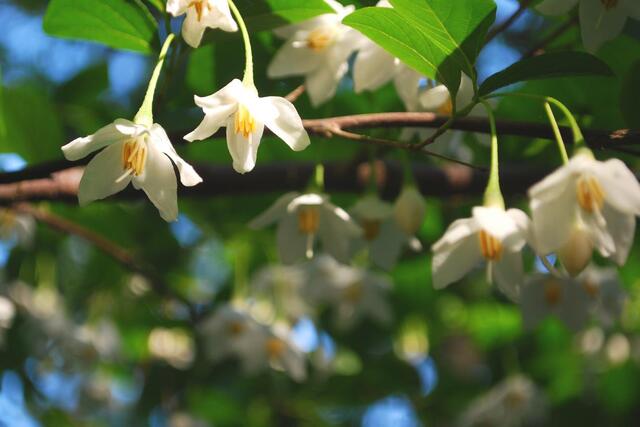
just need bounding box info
[343,8,461,97]
[236,0,334,31]
[621,59,640,127]
[43,0,158,54]
[479,52,614,96]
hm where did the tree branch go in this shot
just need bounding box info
[485,0,534,43]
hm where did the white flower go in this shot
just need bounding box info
[458,375,547,427]
[0,295,15,330]
[537,0,640,52]
[528,150,640,276]
[579,265,626,327]
[199,304,306,381]
[184,79,310,174]
[432,206,530,301]
[305,255,393,330]
[349,195,417,270]
[393,186,427,236]
[249,192,362,264]
[520,274,594,331]
[166,0,237,48]
[250,264,312,321]
[267,0,362,106]
[62,119,202,222]
[0,209,35,247]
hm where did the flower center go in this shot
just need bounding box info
[576,175,605,213]
[478,230,503,261]
[234,104,256,138]
[189,0,211,21]
[600,0,618,10]
[437,97,453,116]
[583,280,600,298]
[344,281,364,303]
[306,27,335,52]
[122,138,147,177]
[265,338,286,358]
[226,320,246,336]
[362,219,381,241]
[298,207,320,234]
[558,225,593,277]
[544,280,562,306]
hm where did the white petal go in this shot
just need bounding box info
[267,39,323,78]
[600,204,636,265]
[225,119,265,174]
[287,193,326,212]
[492,251,523,302]
[393,66,422,111]
[77,140,131,206]
[594,158,640,215]
[353,41,397,93]
[150,125,203,187]
[249,192,300,229]
[257,97,310,151]
[580,0,628,52]
[166,0,188,16]
[276,213,309,264]
[537,0,578,15]
[184,103,237,142]
[182,9,207,48]
[319,204,361,263]
[204,0,238,32]
[432,230,482,289]
[193,79,244,109]
[418,84,451,112]
[62,119,138,161]
[133,144,179,222]
[304,61,347,106]
[368,221,406,270]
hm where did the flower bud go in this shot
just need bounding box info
[393,187,426,235]
[557,225,593,277]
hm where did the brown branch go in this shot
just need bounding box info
[485,0,534,43]
[285,85,306,103]
[12,202,197,319]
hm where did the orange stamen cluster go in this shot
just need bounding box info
[478,230,503,261]
[234,105,256,138]
[306,28,334,52]
[298,207,320,234]
[576,175,605,213]
[122,139,147,176]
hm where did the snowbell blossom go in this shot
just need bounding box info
[393,186,427,237]
[184,79,310,173]
[249,192,362,264]
[166,0,238,48]
[62,119,202,221]
[528,150,640,276]
[432,206,530,301]
[520,274,594,331]
[580,265,626,327]
[251,264,312,321]
[267,0,362,106]
[0,209,35,247]
[537,0,640,52]
[349,195,418,270]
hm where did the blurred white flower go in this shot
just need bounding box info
[166,0,237,48]
[249,192,362,264]
[306,255,393,330]
[148,327,195,369]
[520,274,594,331]
[349,194,417,270]
[0,209,35,247]
[528,150,640,276]
[267,0,362,106]
[458,375,547,427]
[0,295,15,347]
[579,265,626,327]
[537,0,640,52]
[432,206,530,301]
[250,264,311,321]
[393,186,427,237]
[184,79,310,174]
[62,119,202,221]
[199,304,306,381]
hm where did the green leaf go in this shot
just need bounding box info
[236,0,334,31]
[43,0,158,54]
[479,52,614,96]
[621,59,640,127]
[344,0,496,97]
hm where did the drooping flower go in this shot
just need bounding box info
[249,192,362,264]
[267,0,362,106]
[349,194,418,270]
[250,264,312,321]
[537,0,640,52]
[432,206,530,301]
[393,186,427,237]
[166,0,238,48]
[579,265,626,327]
[62,119,202,222]
[528,150,640,276]
[520,274,594,331]
[305,255,393,331]
[184,79,310,174]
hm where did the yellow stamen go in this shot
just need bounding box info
[343,282,363,303]
[600,0,618,10]
[362,220,381,241]
[189,0,211,21]
[306,28,334,52]
[234,105,256,138]
[265,338,286,358]
[544,280,562,306]
[298,207,320,234]
[122,139,147,176]
[576,175,605,214]
[478,230,503,261]
[437,97,454,116]
[226,321,246,336]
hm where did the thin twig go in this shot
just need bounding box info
[285,85,305,103]
[485,0,534,43]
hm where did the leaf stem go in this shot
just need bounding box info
[134,34,175,126]
[227,0,254,87]
[544,102,569,164]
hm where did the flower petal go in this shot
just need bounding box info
[77,140,131,206]
[267,39,324,78]
[276,212,309,264]
[150,125,203,187]
[182,9,207,48]
[368,221,406,270]
[492,251,523,302]
[319,204,361,263]
[166,0,188,15]
[580,0,628,52]
[184,103,237,142]
[594,158,640,215]
[133,144,179,222]
[193,79,244,110]
[353,41,397,93]
[62,119,138,161]
[432,229,482,290]
[204,0,238,32]
[600,204,636,265]
[225,119,265,174]
[248,192,300,229]
[258,97,310,152]
[305,55,349,107]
